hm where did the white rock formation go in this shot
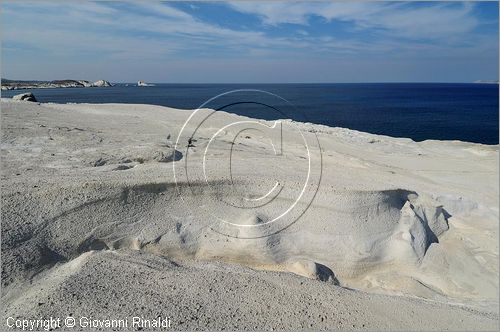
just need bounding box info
[0,99,497,330]
[92,79,112,87]
[12,92,37,102]
[78,80,92,87]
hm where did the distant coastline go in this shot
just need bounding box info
[1,78,112,90]
[473,80,499,84]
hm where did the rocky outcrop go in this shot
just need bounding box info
[78,80,92,87]
[50,80,86,88]
[92,80,112,87]
[1,78,113,90]
[286,259,339,284]
[12,92,37,102]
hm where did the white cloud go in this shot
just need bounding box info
[2,1,268,56]
[228,1,479,40]
[1,1,487,58]
[1,1,496,82]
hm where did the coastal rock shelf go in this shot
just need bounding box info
[1,99,498,330]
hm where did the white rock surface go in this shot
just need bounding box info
[91,79,112,87]
[78,80,92,87]
[11,92,37,102]
[1,99,498,330]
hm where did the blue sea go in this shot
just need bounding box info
[2,83,498,144]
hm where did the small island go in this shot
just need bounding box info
[1,78,113,90]
[137,80,155,87]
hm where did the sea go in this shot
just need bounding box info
[2,83,498,144]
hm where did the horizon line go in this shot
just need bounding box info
[2,79,499,85]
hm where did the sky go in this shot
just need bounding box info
[1,1,499,83]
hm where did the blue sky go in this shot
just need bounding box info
[2,1,498,83]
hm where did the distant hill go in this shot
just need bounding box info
[1,78,112,90]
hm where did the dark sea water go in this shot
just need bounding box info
[2,83,498,144]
